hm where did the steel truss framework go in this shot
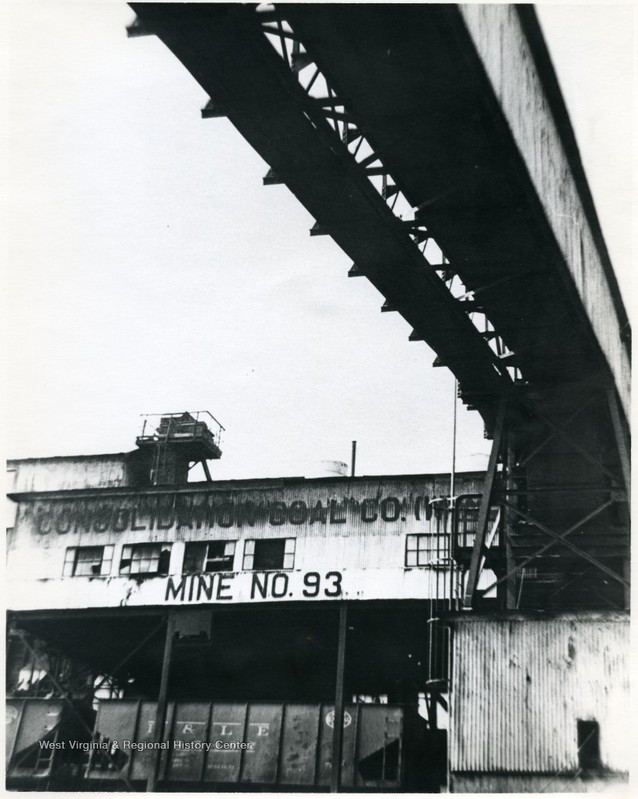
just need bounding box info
[126,3,630,610]
[128,3,528,432]
[219,7,522,386]
[461,382,630,611]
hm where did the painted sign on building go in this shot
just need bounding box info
[7,474,484,610]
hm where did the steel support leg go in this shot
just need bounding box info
[504,437,517,609]
[607,388,631,494]
[463,397,507,608]
[147,612,177,792]
[330,603,348,793]
[93,619,164,694]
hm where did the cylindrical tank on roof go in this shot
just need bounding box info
[319,459,348,477]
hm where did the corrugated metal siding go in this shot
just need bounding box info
[450,617,630,773]
[452,773,630,793]
[8,456,129,493]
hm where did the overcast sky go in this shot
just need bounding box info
[4,2,633,481]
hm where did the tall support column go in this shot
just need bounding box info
[147,612,177,792]
[504,436,518,609]
[463,397,507,608]
[607,388,630,495]
[330,603,348,793]
[608,387,632,611]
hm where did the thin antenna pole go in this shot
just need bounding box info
[351,440,357,477]
[450,379,457,498]
[450,377,458,606]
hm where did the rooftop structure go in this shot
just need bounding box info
[136,412,224,484]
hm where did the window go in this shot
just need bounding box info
[183,541,236,574]
[243,538,296,570]
[405,534,448,566]
[454,499,501,549]
[120,543,171,576]
[577,720,601,770]
[63,546,114,577]
[457,504,479,534]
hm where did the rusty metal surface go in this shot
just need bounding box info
[317,704,358,787]
[240,703,283,783]
[279,704,321,785]
[129,701,171,781]
[5,700,25,764]
[7,699,64,777]
[354,704,403,788]
[449,616,630,774]
[205,703,247,782]
[86,699,138,779]
[167,701,210,781]
[87,699,406,787]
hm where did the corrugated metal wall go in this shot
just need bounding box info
[8,456,129,493]
[7,473,484,609]
[9,474,484,571]
[450,615,630,774]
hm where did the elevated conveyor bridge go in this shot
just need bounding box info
[128,4,630,612]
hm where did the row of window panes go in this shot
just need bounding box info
[63,534,451,577]
[62,538,294,577]
[405,534,449,566]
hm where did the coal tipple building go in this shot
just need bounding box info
[6,416,630,792]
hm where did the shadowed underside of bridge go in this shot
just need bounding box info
[128,3,629,612]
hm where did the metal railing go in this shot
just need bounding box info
[138,411,225,450]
